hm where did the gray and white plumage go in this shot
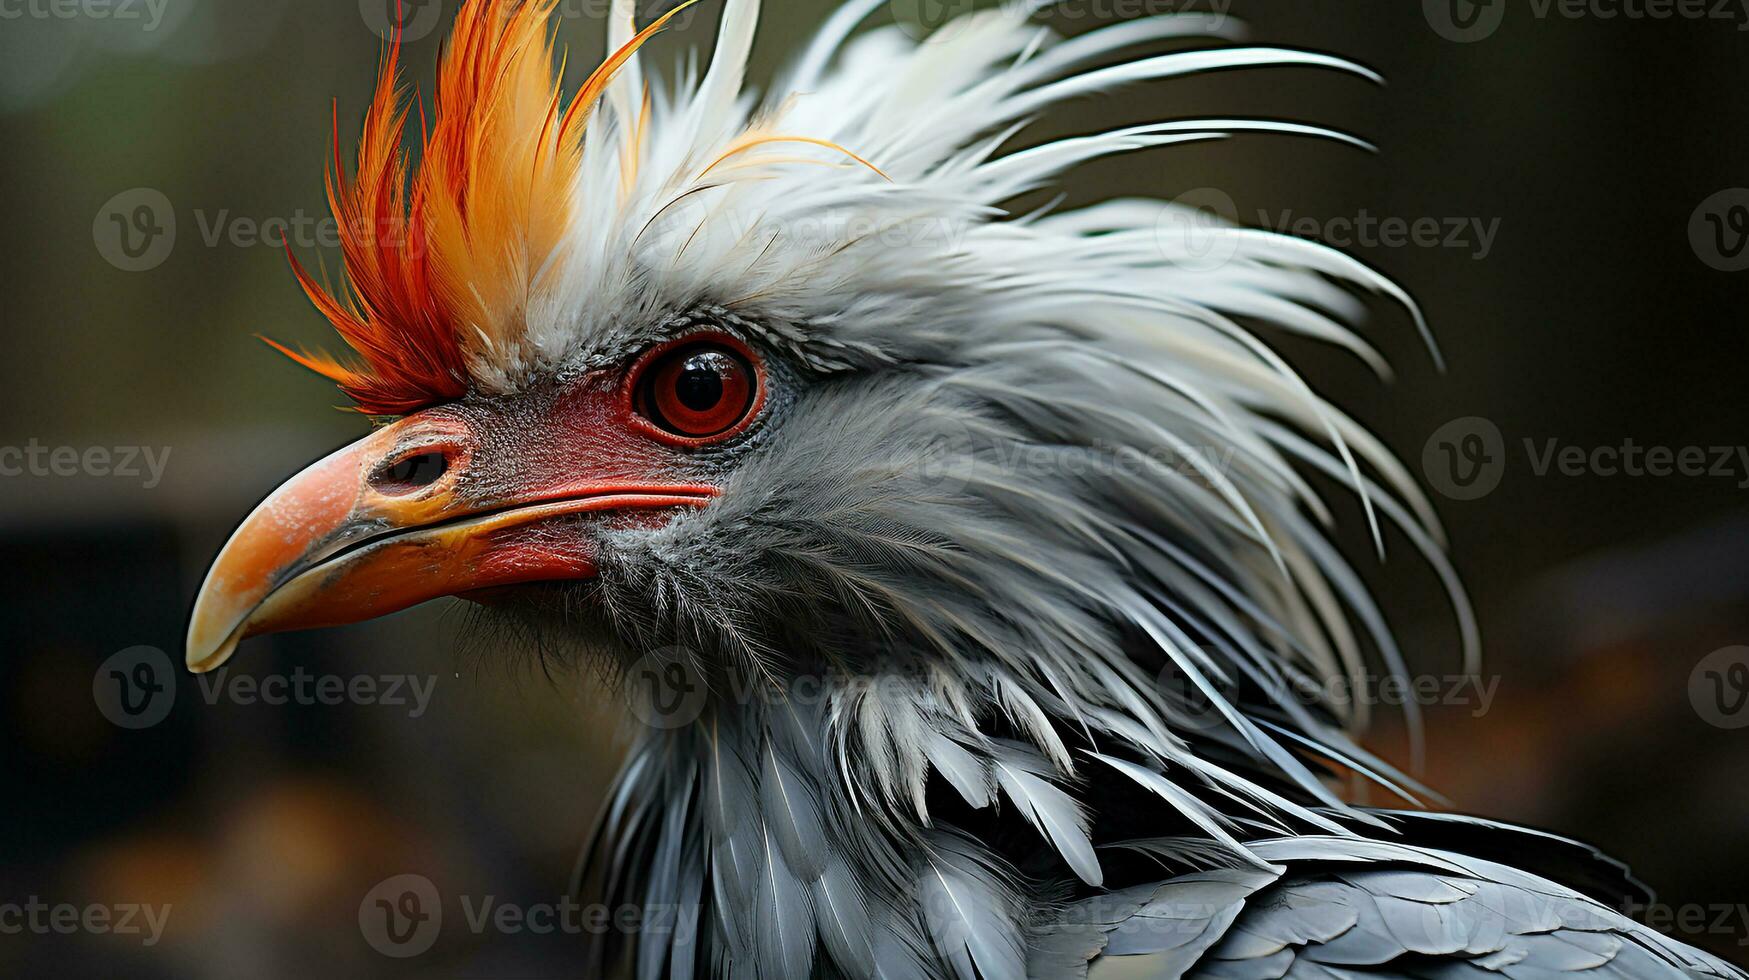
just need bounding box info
[547,0,1741,972]
[200,0,1745,976]
[1036,834,1742,980]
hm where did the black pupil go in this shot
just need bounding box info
[384,451,446,488]
[675,351,730,412]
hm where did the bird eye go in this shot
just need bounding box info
[371,450,448,495]
[635,341,761,440]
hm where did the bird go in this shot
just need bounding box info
[184,0,1746,977]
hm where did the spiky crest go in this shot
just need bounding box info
[274,0,689,414]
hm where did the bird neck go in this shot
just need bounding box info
[582,671,1036,972]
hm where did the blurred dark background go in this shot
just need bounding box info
[2,0,1747,975]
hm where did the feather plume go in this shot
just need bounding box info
[919,831,1027,980]
[276,0,689,413]
[991,743,1102,887]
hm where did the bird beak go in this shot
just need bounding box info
[186,413,718,673]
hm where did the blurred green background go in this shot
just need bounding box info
[2,0,1748,975]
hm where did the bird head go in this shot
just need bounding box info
[189,0,1469,859]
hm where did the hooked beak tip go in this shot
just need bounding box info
[183,432,378,674]
[186,630,241,674]
[185,572,257,673]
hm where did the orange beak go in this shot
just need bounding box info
[186,407,717,673]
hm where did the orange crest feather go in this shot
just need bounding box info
[276,0,687,415]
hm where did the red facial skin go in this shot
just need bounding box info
[186,334,762,672]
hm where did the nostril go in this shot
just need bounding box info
[371,450,450,495]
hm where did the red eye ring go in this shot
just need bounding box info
[627,333,766,445]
